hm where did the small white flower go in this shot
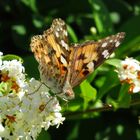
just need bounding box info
[0,60,26,89]
[116,57,140,93]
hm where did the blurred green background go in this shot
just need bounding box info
[0,0,140,140]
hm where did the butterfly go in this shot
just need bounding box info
[30,18,125,100]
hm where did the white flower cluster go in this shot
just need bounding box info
[0,59,26,89]
[116,57,140,93]
[0,52,65,140]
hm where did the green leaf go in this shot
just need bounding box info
[80,80,97,109]
[97,70,120,100]
[106,96,119,109]
[67,123,79,140]
[0,82,12,95]
[89,0,114,35]
[105,58,121,68]
[37,130,51,140]
[0,82,7,95]
[118,35,140,57]
[12,25,26,35]
[136,129,140,140]
[63,97,83,112]
[117,84,131,108]
[67,25,78,42]
[119,15,140,41]
[116,124,124,136]
[86,69,98,83]
[21,0,37,13]
[118,15,140,57]
[33,18,43,28]
[2,54,23,62]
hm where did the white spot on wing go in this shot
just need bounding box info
[60,55,67,66]
[106,37,110,40]
[102,50,109,58]
[63,30,68,36]
[101,42,108,48]
[55,31,59,38]
[114,39,118,42]
[87,62,94,71]
[59,27,63,31]
[57,28,60,31]
[98,39,101,43]
[115,41,120,47]
[61,40,69,50]
[117,33,121,37]
[109,40,113,43]
[73,43,79,47]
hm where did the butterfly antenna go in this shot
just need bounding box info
[28,80,51,95]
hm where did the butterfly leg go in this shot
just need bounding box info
[27,82,44,95]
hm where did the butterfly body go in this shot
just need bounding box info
[30,18,125,100]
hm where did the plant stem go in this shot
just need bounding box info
[64,99,140,119]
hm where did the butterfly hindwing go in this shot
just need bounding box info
[69,32,125,87]
[30,18,70,93]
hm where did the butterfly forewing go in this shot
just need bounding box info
[69,32,125,87]
[30,18,70,94]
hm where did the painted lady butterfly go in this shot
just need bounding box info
[30,18,125,100]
